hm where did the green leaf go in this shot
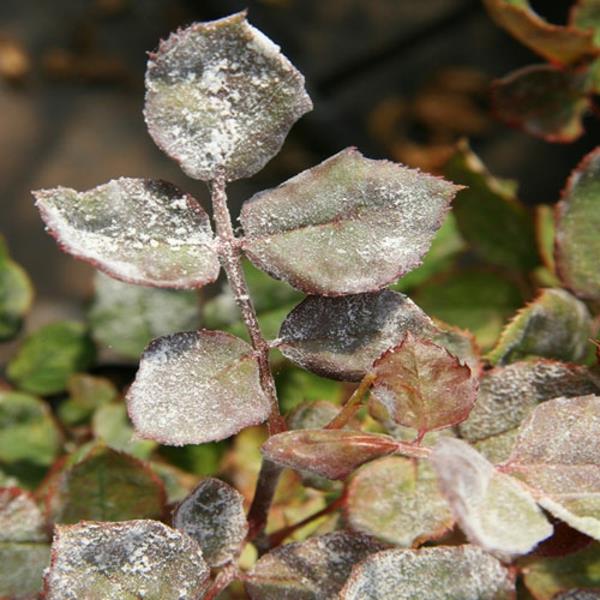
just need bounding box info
[7,321,96,395]
[535,204,557,274]
[444,139,538,270]
[34,179,220,289]
[571,0,600,46]
[486,288,591,366]
[241,148,462,295]
[0,542,50,600]
[89,271,201,359]
[473,429,520,464]
[555,148,600,300]
[345,456,453,547]
[157,442,226,477]
[144,12,312,181]
[58,373,118,426]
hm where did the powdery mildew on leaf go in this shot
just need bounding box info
[0,488,47,542]
[340,545,515,599]
[504,395,600,540]
[553,591,600,599]
[241,148,461,296]
[44,520,209,600]
[431,438,552,558]
[555,148,600,300]
[127,330,270,445]
[144,12,312,181]
[245,531,385,599]
[369,332,478,436]
[345,456,453,547]
[34,178,219,289]
[173,477,247,567]
[458,360,600,442]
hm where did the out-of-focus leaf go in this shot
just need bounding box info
[49,446,165,524]
[261,429,401,480]
[536,204,557,273]
[275,366,343,414]
[474,429,520,464]
[369,333,478,437]
[89,271,201,359]
[340,545,515,599]
[504,395,600,540]
[571,0,600,46]
[158,442,226,477]
[6,321,95,395]
[412,269,523,350]
[458,360,599,442]
[127,330,270,445]
[241,148,461,295]
[57,373,117,426]
[484,0,598,65]
[173,478,247,567]
[144,12,312,181]
[150,462,197,504]
[491,65,589,143]
[486,288,591,365]
[432,438,552,557]
[0,542,50,600]
[246,531,384,600]
[44,520,210,600]
[552,589,600,599]
[555,148,600,300]
[0,238,33,341]
[0,487,46,542]
[34,178,219,289]
[345,456,453,547]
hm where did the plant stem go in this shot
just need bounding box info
[202,563,237,600]
[325,373,375,429]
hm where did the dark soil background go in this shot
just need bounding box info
[1,0,598,319]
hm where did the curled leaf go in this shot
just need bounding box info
[144,12,312,181]
[34,178,219,289]
[241,148,461,296]
[127,330,270,445]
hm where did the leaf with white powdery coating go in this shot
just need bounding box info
[431,438,552,557]
[173,477,247,567]
[127,330,270,445]
[241,148,461,296]
[34,178,219,289]
[44,520,210,600]
[144,12,312,181]
[340,545,515,599]
[555,147,600,300]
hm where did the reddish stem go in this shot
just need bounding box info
[202,563,238,600]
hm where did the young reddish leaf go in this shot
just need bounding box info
[484,0,598,65]
[245,531,385,599]
[44,520,210,600]
[261,429,402,480]
[555,148,600,300]
[504,395,600,540]
[127,330,270,445]
[431,438,552,557]
[340,545,515,599]
[34,178,219,289]
[0,487,47,542]
[458,360,600,442]
[144,12,312,182]
[486,288,591,366]
[173,477,247,567]
[369,333,478,437]
[571,0,600,46]
[345,456,453,547]
[241,148,461,296]
[491,65,589,143]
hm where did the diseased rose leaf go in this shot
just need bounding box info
[555,148,600,301]
[0,487,47,542]
[44,520,210,600]
[173,477,247,567]
[127,330,270,445]
[484,0,598,65]
[369,332,478,436]
[57,373,117,426]
[345,456,453,547]
[144,12,312,181]
[444,139,538,271]
[474,429,520,465]
[491,65,589,143]
[7,321,96,395]
[458,360,600,442]
[245,531,385,600]
[0,542,50,600]
[340,545,515,599]
[504,395,600,540]
[486,288,591,366]
[261,429,401,480]
[553,590,600,599]
[34,178,219,289]
[89,271,201,359]
[241,148,461,296]
[571,0,600,46]
[431,438,552,557]
[49,446,165,524]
